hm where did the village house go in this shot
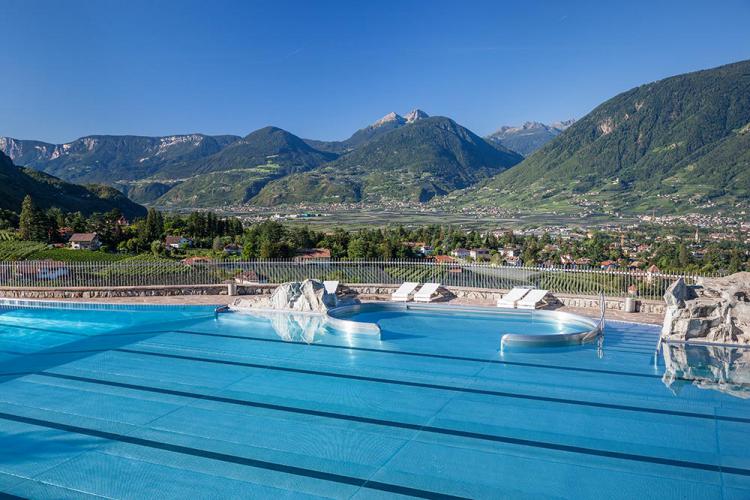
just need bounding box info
[165,236,192,250]
[451,248,470,259]
[636,244,651,254]
[432,255,457,264]
[181,256,213,265]
[469,248,490,261]
[294,248,332,261]
[402,242,434,256]
[69,233,101,250]
[16,261,69,280]
[418,244,434,256]
[504,255,522,266]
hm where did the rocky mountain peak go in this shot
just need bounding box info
[520,121,548,130]
[550,118,576,130]
[404,109,429,123]
[371,112,405,128]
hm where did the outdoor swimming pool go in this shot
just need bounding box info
[0,301,748,499]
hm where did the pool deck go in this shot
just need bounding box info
[46,293,665,325]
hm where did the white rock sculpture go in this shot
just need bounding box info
[230,279,337,313]
[661,272,750,345]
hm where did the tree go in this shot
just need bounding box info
[678,243,690,269]
[347,238,369,259]
[150,240,165,256]
[68,212,87,232]
[728,250,742,273]
[139,208,164,246]
[19,195,48,241]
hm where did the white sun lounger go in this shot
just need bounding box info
[414,283,441,303]
[497,287,530,308]
[391,282,419,302]
[516,289,549,310]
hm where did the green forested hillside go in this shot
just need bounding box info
[463,60,750,214]
[0,152,146,217]
[153,127,338,207]
[253,117,522,205]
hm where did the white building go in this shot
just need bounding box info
[451,248,470,259]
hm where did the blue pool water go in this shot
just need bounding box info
[0,302,748,499]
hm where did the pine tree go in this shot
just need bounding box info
[139,208,164,245]
[19,195,47,241]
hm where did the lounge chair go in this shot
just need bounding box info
[414,282,441,303]
[497,287,530,308]
[391,282,419,302]
[516,289,549,310]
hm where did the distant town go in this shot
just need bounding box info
[3,195,748,276]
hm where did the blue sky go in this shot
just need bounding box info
[2,0,749,143]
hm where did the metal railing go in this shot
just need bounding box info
[0,259,715,301]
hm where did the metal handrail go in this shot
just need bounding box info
[597,291,606,334]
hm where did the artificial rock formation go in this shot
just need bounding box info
[661,272,750,345]
[230,279,337,313]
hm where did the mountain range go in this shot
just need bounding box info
[1,109,522,208]
[486,120,575,157]
[2,59,748,216]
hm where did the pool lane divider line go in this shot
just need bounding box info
[78,348,745,425]
[5,346,744,424]
[0,411,465,500]
[0,404,746,479]
[31,372,750,475]
[0,491,25,500]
